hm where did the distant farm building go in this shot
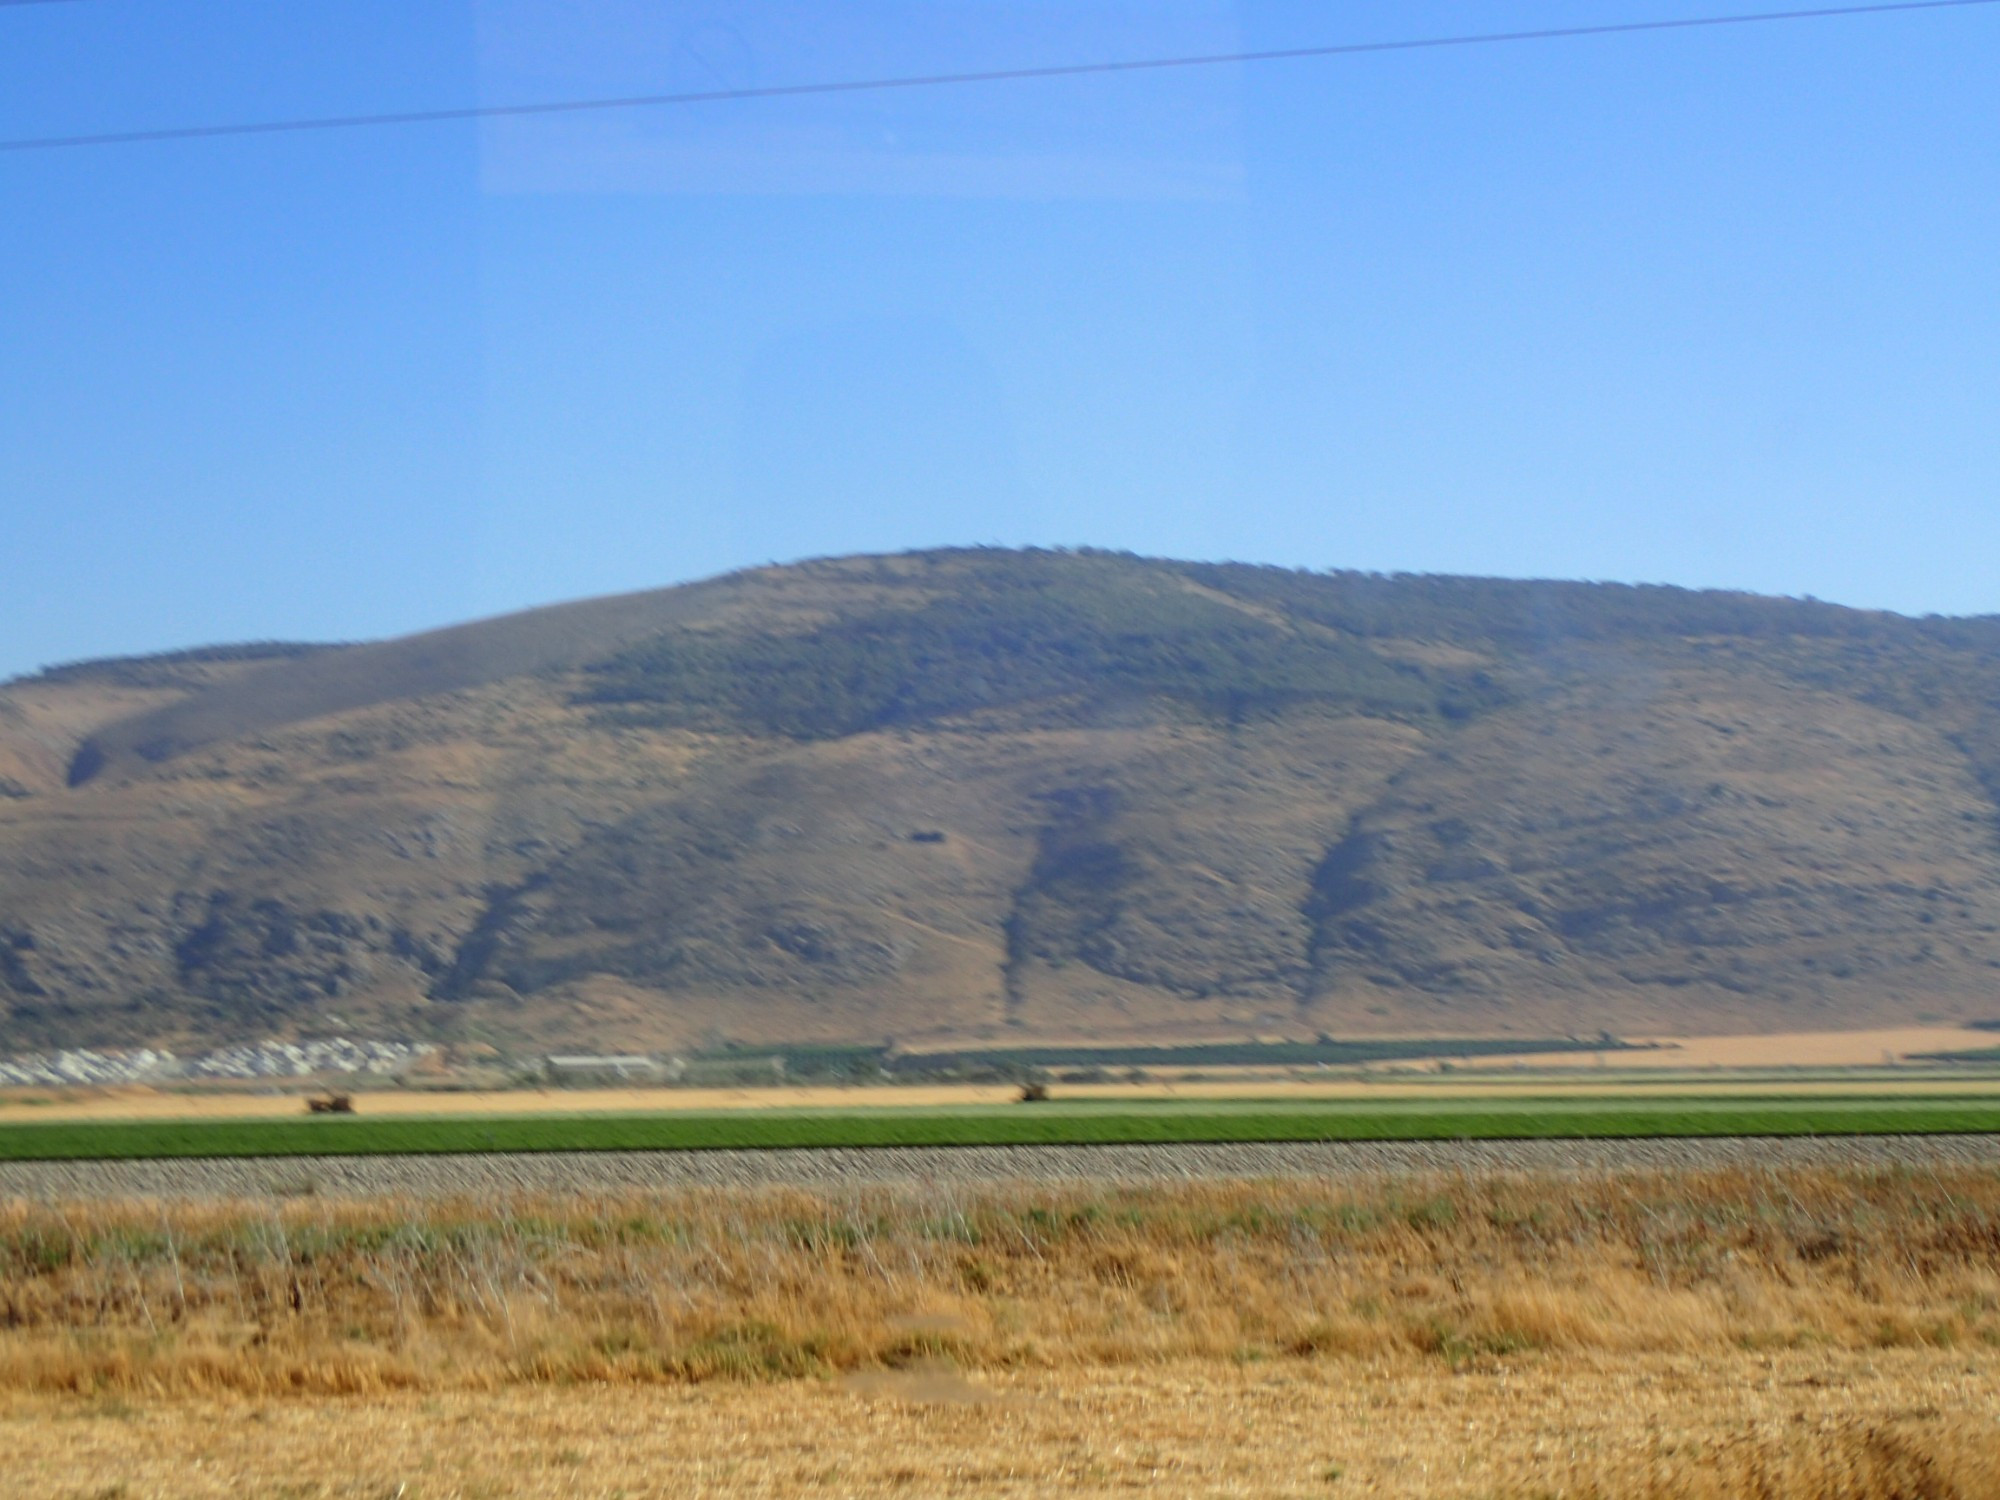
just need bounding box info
[543,1054,664,1084]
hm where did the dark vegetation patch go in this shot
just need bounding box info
[1180,560,1994,655]
[887,1035,1633,1073]
[25,641,336,690]
[578,553,1476,739]
[1908,1046,2000,1065]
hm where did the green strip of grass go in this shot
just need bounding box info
[3,1097,2000,1161]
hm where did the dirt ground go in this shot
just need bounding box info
[6,1349,1995,1499]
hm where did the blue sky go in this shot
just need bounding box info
[3,0,1997,678]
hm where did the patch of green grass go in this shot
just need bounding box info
[1,1095,1999,1161]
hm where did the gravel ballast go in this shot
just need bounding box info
[3,1134,2000,1200]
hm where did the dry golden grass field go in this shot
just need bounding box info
[8,1349,1998,1499]
[4,1168,2000,1495]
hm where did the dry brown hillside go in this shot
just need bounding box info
[3,548,1999,1052]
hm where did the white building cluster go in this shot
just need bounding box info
[0,1037,435,1087]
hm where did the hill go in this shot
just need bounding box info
[3,547,1999,1053]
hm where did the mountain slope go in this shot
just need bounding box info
[3,548,1998,1052]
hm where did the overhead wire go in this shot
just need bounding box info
[2,0,1996,154]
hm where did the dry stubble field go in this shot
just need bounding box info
[11,1349,2000,1499]
[4,1167,2000,1496]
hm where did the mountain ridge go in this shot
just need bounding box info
[3,547,1998,1053]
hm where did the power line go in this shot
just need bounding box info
[2,0,1995,155]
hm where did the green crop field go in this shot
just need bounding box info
[2,1095,2000,1161]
